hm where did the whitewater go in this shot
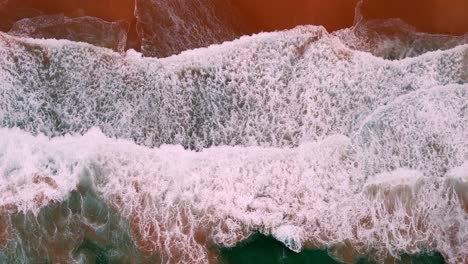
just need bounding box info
[0,24,467,263]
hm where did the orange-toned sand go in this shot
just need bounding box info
[232,0,359,32]
[32,174,60,207]
[32,174,59,189]
[2,0,467,35]
[0,174,59,215]
[232,0,468,35]
[5,0,134,21]
[0,216,9,248]
[361,0,468,35]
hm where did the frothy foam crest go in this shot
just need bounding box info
[358,170,467,263]
[0,128,81,214]
[0,127,466,263]
[0,29,466,151]
[0,128,358,262]
[88,131,359,258]
[354,85,468,177]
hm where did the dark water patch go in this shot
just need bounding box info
[220,233,344,264]
[219,233,446,264]
[397,253,445,264]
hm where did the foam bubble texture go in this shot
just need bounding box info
[354,86,467,177]
[0,124,465,262]
[0,27,466,151]
[0,26,467,263]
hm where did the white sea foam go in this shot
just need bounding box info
[0,28,466,151]
[0,24,467,263]
[0,125,465,263]
[354,86,468,177]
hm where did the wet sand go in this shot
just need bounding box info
[1,0,467,56]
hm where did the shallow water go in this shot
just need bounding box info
[220,233,446,264]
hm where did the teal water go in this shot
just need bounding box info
[220,233,446,264]
[0,176,160,263]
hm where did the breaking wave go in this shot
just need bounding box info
[0,23,467,263]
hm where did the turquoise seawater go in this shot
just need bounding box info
[0,177,160,263]
[220,233,446,264]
